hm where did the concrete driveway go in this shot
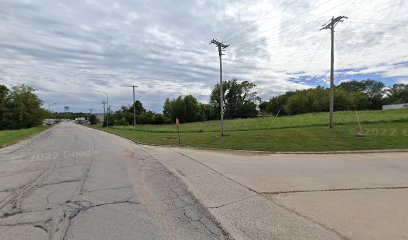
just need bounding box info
[142,145,408,240]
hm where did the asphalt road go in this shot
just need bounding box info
[0,123,226,240]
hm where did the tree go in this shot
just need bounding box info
[0,84,48,130]
[338,79,385,109]
[0,85,9,127]
[210,79,259,119]
[132,100,146,115]
[385,84,408,104]
[89,114,98,125]
[163,95,201,123]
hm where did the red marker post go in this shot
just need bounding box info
[176,118,180,144]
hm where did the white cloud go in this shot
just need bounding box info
[0,0,407,112]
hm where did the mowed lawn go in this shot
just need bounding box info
[0,125,51,148]
[91,109,408,152]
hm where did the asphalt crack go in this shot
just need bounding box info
[131,147,228,239]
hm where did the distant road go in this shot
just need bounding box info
[0,122,225,240]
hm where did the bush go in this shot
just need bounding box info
[89,114,98,125]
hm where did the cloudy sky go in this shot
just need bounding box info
[1,0,407,112]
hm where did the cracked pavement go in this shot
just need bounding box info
[142,145,408,240]
[0,123,227,240]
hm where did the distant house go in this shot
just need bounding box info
[382,103,408,110]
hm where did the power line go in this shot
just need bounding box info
[224,0,339,44]
[226,0,354,48]
[221,1,297,42]
[335,38,346,74]
[349,17,408,25]
[347,20,406,27]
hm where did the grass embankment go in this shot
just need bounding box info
[0,125,51,148]
[91,109,408,152]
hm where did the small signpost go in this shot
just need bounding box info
[176,118,180,144]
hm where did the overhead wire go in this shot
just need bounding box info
[226,0,354,48]
[224,0,339,44]
[221,0,296,42]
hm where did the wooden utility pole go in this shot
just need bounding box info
[129,85,138,126]
[101,101,106,125]
[321,16,347,128]
[210,39,228,136]
[98,91,109,127]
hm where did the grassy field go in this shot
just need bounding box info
[0,125,51,148]
[91,109,408,152]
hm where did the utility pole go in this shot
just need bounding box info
[98,91,109,127]
[101,101,106,124]
[129,85,138,126]
[321,16,347,128]
[89,109,93,114]
[210,39,228,136]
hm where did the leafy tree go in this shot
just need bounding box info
[0,85,10,127]
[210,79,259,119]
[163,95,201,123]
[89,114,98,125]
[264,84,374,116]
[384,84,408,104]
[198,103,218,121]
[338,79,385,109]
[0,84,48,130]
[261,92,295,116]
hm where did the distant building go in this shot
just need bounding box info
[382,103,408,110]
[75,117,89,124]
[43,119,56,125]
[95,113,105,122]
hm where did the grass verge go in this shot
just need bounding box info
[0,125,51,148]
[89,110,408,152]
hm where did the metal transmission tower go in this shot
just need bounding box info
[321,16,347,128]
[129,85,138,126]
[210,39,229,136]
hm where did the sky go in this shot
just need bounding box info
[1,0,407,113]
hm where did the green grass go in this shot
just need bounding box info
[90,109,408,152]
[0,125,51,148]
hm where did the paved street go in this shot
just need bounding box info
[0,123,226,240]
[143,146,408,240]
[2,122,408,240]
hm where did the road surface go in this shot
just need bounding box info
[0,123,226,240]
[143,145,408,240]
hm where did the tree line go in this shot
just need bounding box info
[260,80,408,116]
[107,79,259,126]
[3,79,403,130]
[0,84,48,130]
[107,79,408,126]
